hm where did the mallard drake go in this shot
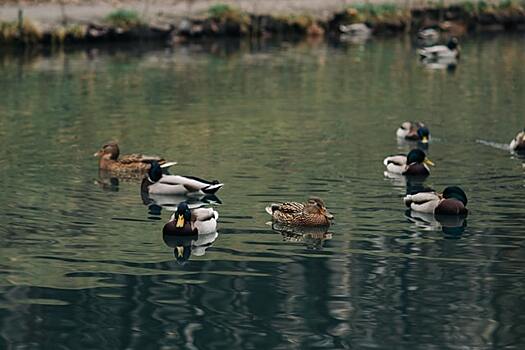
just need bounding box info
[94,142,176,173]
[163,202,218,236]
[265,197,334,227]
[418,37,460,60]
[383,149,435,176]
[510,129,525,154]
[141,161,223,196]
[404,186,468,216]
[396,121,430,143]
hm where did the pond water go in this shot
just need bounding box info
[0,34,524,349]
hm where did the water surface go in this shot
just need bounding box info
[0,35,524,349]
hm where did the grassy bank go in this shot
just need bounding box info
[1,1,524,45]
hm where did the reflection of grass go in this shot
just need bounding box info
[105,9,142,29]
[458,0,525,13]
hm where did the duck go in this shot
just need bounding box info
[94,142,176,173]
[403,186,468,216]
[418,37,460,60]
[510,129,525,154]
[417,28,439,43]
[162,202,218,236]
[339,23,372,37]
[265,197,334,227]
[396,121,431,143]
[141,161,223,196]
[383,149,435,176]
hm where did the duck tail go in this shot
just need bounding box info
[265,204,279,215]
[202,183,224,194]
[160,161,177,169]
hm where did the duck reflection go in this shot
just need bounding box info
[271,222,332,250]
[396,137,430,152]
[405,209,466,236]
[141,190,222,211]
[162,231,219,264]
[384,171,433,196]
[95,171,120,192]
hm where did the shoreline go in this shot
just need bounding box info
[1,1,524,45]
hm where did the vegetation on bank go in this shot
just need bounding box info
[0,1,524,45]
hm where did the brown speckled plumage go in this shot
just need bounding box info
[94,142,168,174]
[266,197,333,227]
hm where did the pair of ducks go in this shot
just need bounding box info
[386,122,469,217]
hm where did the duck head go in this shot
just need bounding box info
[305,197,334,220]
[407,149,434,166]
[442,186,468,206]
[417,126,430,143]
[174,202,192,229]
[447,37,459,50]
[162,202,196,236]
[147,161,163,183]
[94,142,120,160]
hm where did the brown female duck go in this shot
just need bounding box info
[265,197,334,227]
[94,142,176,173]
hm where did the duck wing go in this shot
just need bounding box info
[272,202,305,214]
[192,208,219,222]
[383,154,407,167]
[404,191,441,213]
[120,153,165,164]
[158,175,223,194]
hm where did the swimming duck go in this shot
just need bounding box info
[396,121,430,143]
[339,23,372,37]
[162,202,218,236]
[265,197,334,227]
[403,186,468,216]
[417,28,439,44]
[510,129,525,154]
[383,149,435,176]
[141,161,223,196]
[418,37,460,60]
[94,142,176,173]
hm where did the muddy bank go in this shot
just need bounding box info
[1,1,524,45]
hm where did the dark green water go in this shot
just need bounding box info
[0,35,524,349]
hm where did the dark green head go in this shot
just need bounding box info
[447,37,459,50]
[148,161,163,182]
[406,149,425,163]
[443,186,468,206]
[417,126,430,143]
[174,202,192,229]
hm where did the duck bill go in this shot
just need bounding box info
[421,136,429,144]
[93,150,102,157]
[176,246,184,258]
[176,215,185,228]
[424,157,435,166]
